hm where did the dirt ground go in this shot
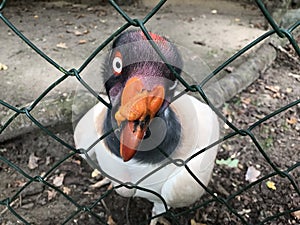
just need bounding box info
[0,1,299,225]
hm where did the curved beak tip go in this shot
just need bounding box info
[120,146,137,162]
[119,120,145,161]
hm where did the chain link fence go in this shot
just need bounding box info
[0,0,299,224]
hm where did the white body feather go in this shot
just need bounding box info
[74,93,219,214]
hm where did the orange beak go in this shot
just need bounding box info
[115,77,165,162]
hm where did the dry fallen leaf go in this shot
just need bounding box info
[249,88,256,93]
[91,169,101,178]
[286,116,298,125]
[72,159,81,166]
[0,63,8,71]
[53,173,65,187]
[225,66,234,73]
[245,166,261,183]
[286,87,293,93]
[63,186,71,195]
[288,72,300,81]
[191,219,206,225]
[291,210,300,220]
[265,85,280,93]
[78,39,87,44]
[71,29,89,36]
[40,172,46,178]
[13,179,27,188]
[238,209,251,215]
[56,42,68,49]
[45,156,51,166]
[241,97,251,105]
[90,177,110,188]
[266,180,276,191]
[28,153,40,170]
[107,215,117,225]
[74,30,83,36]
[47,189,57,201]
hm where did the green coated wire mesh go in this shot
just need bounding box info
[0,0,299,224]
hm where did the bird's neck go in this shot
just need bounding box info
[103,107,181,164]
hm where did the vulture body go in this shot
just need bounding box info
[74,30,219,224]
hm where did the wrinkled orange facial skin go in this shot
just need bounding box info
[115,77,165,125]
[114,77,165,161]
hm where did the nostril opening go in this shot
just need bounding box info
[144,128,151,139]
[133,120,139,132]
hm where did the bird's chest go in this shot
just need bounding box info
[95,147,179,198]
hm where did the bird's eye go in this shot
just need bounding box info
[112,51,123,76]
